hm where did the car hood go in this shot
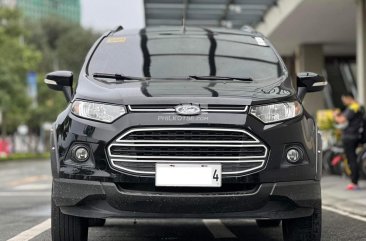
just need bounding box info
[75,75,296,106]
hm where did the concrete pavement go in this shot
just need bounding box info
[0,160,51,241]
[32,212,366,241]
[322,175,366,217]
[1,159,366,241]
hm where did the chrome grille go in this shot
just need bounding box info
[111,161,263,175]
[107,128,268,175]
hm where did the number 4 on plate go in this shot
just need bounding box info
[213,169,219,182]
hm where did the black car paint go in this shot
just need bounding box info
[50,27,321,220]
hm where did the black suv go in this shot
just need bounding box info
[46,26,325,241]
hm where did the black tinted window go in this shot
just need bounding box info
[88,33,283,81]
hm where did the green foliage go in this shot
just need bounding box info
[57,25,98,77]
[0,152,49,161]
[0,8,41,134]
[0,8,23,37]
[0,8,99,135]
[25,17,98,73]
[24,17,99,131]
[27,77,67,130]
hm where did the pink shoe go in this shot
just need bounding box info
[346,183,360,190]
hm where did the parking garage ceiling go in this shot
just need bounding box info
[144,0,278,29]
[257,0,357,56]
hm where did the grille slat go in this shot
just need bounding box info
[107,128,268,175]
[121,129,256,142]
[114,161,261,174]
[110,146,266,157]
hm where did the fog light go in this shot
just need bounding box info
[72,146,89,162]
[286,148,302,163]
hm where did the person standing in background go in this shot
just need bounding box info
[334,93,363,190]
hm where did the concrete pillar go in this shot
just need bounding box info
[282,56,297,86]
[295,44,326,116]
[357,0,366,105]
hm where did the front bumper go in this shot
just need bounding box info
[53,111,321,183]
[53,178,321,220]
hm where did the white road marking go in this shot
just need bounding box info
[0,192,50,197]
[7,218,51,241]
[7,175,51,187]
[13,184,51,191]
[323,205,366,222]
[203,219,237,239]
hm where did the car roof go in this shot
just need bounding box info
[105,26,269,49]
[108,26,263,38]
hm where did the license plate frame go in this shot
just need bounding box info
[155,163,222,187]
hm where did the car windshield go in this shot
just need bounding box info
[87,31,284,82]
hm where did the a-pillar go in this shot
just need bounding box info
[295,44,326,116]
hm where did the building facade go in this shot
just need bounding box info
[1,0,81,23]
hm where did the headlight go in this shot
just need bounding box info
[71,100,126,123]
[249,101,302,123]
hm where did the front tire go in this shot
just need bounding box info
[282,204,321,241]
[51,198,88,241]
[256,220,281,227]
[88,218,106,227]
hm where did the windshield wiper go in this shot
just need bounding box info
[189,75,253,82]
[93,73,147,81]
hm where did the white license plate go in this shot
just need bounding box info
[155,164,222,187]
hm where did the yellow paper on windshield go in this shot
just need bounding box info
[106,37,127,43]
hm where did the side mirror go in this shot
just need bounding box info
[297,72,327,101]
[44,71,74,102]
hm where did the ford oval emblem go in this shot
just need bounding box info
[175,104,201,116]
